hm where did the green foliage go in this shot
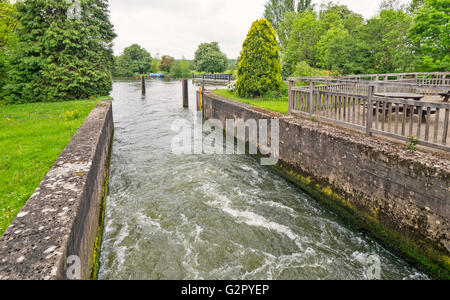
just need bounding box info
[112,44,152,77]
[264,0,314,31]
[0,0,17,48]
[150,58,160,73]
[193,42,227,73]
[236,19,282,98]
[281,10,320,77]
[170,59,191,79]
[159,55,176,73]
[406,135,419,150]
[293,61,333,77]
[0,0,18,97]
[277,1,446,77]
[408,0,450,71]
[4,0,116,104]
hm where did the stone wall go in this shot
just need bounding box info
[0,101,114,280]
[203,91,450,278]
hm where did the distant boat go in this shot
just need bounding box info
[149,73,165,78]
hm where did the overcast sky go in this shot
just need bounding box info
[109,0,411,59]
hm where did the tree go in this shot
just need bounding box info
[408,0,449,71]
[281,11,320,77]
[0,0,17,48]
[112,44,152,77]
[0,0,17,95]
[236,19,282,98]
[264,0,314,31]
[150,58,160,73]
[159,55,176,73]
[170,59,191,79]
[4,0,116,104]
[193,42,227,73]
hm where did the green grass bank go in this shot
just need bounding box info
[0,96,110,235]
[212,89,289,115]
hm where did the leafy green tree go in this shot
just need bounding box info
[236,19,282,98]
[281,11,320,77]
[150,58,160,73]
[408,0,449,71]
[264,0,314,31]
[0,0,17,95]
[4,0,116,104]
[170,59,191,79]
[159,55,176,73]
[112,44,152,77]
[0,0,17,48]
[193,42,227,73]
[357,9,413,73]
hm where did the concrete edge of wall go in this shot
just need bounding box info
[203,90,450,279]
[0,100,114,280]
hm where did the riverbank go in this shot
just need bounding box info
[0,96,110,236]
[203,90,450,279]
[0,100,114,280]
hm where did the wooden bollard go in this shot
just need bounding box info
[182,79,188,108]
[141,76,146,95]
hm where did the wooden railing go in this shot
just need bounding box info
[288,79,450,151]
[338,72,450,86]
[290,77,450,95]
[192,73,233,81]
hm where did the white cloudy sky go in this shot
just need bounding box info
[109,0,411,59]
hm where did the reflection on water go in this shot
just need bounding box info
[98,80,427,280]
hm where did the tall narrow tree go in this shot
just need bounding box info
[236,19,282,98]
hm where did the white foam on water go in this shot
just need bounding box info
[206,193,304,250]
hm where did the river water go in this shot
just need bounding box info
[98,80,427,280]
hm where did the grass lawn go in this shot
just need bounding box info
[0,96,110,235]
[212,89,289,115]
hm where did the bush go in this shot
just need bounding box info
[292,61,333,77]
[236,19,282,98]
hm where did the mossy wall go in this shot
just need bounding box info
[203,91,450,279]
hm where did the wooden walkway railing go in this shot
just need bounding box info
[290,77,450,95]
[338,72,450,85]
[192,73,233,81]
[288,79,450,151]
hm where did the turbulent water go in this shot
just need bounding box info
[98,80,428,280]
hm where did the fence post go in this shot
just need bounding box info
[366,85,374,137]
[309,81,315,115]
[288,80,293,114]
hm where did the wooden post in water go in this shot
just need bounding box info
[141,76,146,96]
[182,79,189,108]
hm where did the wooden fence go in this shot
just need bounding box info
[192,73,233,81]
[288,80,450,151]
[338,72,450,85]
[291,77,450,95]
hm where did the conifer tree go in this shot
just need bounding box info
[5,0,116,103]
[236,19,282,98]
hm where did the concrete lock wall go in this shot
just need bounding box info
[203,91,450,277]
[0,101,114,280]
